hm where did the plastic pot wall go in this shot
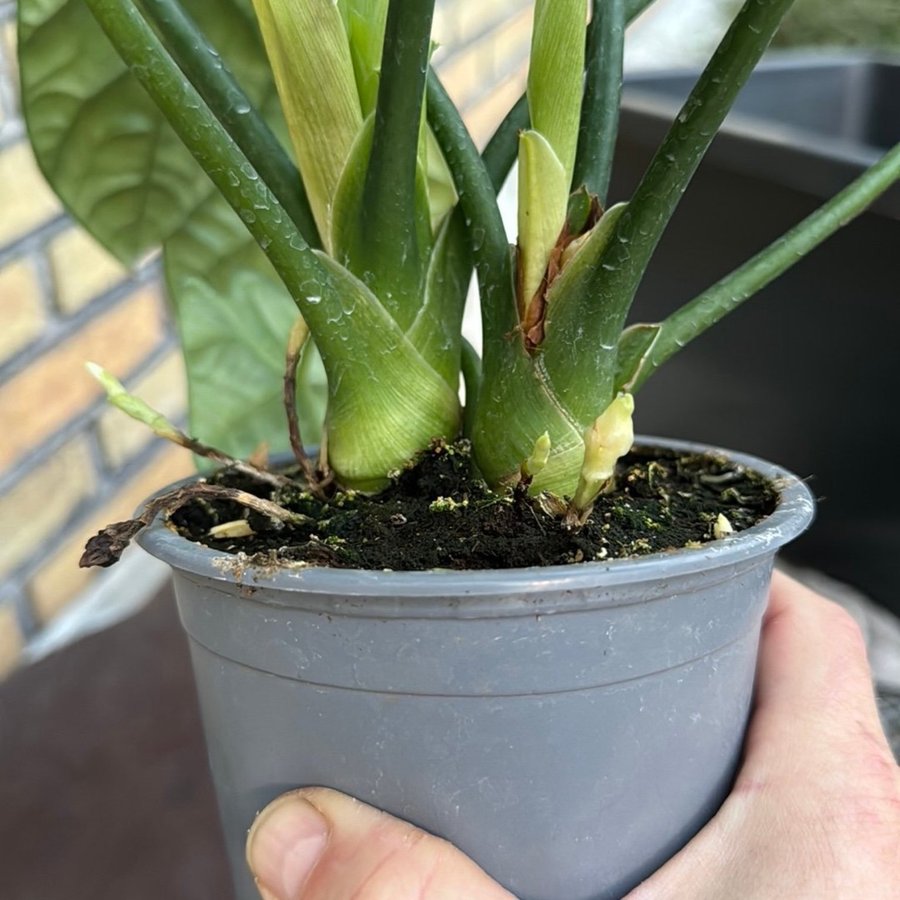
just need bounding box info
[138,440,814,900]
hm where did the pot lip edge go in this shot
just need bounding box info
[134,435,815,599]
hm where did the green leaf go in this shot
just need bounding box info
[567,0,796,418]
[340,0,389,117]
[404,211,468,387]
[19,0,273,265]
[311,256,461,491]
[527,0,586,187]
[21,0,330,469]
[163,192,326,462]
[517,130,568,315]
[251,0,363,250]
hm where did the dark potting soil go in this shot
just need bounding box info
[165,442,779,571]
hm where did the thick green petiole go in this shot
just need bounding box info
[542,0,797,428]
[618,140,900,392]
[138,0,319,247]
[573,0,626,203]
[339,0,436,327]
[426,70,516,356]
[87,0,459,491]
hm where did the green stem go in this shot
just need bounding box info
[481,92,529,193]
[460,337,482,438]
[573,0,625,203]
[363,0,435,269]
[138,0,319,247]
[544,0,796,426]
[625,0,658,19]
[631,141,900,390]
[83,0,362,341]
[426,70,516,350]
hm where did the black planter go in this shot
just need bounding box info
[612,53,900,614]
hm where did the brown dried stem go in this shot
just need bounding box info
[284,315,332,498]
[79,482,311,568]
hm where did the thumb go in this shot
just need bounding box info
[246,787,514,900]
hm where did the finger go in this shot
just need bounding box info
[746,569,890,765]
[246,787,514,900]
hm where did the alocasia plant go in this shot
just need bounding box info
[18,0,900,520]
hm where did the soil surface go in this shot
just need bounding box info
[166,441,779,571]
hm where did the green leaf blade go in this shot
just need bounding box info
[517,130,568,315]
[528,0,586,187]
[251,0,363,250]
[19,0,275,265]
[163,192,326,463]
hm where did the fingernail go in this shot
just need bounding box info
[247,795,329,899]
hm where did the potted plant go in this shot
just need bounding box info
[18,1,899,898]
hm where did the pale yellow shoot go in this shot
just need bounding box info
[522,431,552,479]
[714,513,734,539]
[208,519,255,539]
[518,129,568,312]
[573,393,635,512]
[252,0,363,251]
[86,362,182,444]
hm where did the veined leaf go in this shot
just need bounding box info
[251,0,362,251]
[528,0,586,187]
[311,256,461,491]
[21,0,327,467]
[163,191,326,463]
[19,0,273,265]
[517,130,568,317]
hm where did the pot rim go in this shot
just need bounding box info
[135,436,815,598]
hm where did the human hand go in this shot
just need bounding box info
[628,569,900,899]
[244,785,513,899]
[245,571,900,899]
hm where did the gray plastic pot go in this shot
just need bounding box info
[138,438,814,900]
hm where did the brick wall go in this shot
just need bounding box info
[0,0,194,677]
[0,0,531,677]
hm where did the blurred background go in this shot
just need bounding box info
[1,1,898,897]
